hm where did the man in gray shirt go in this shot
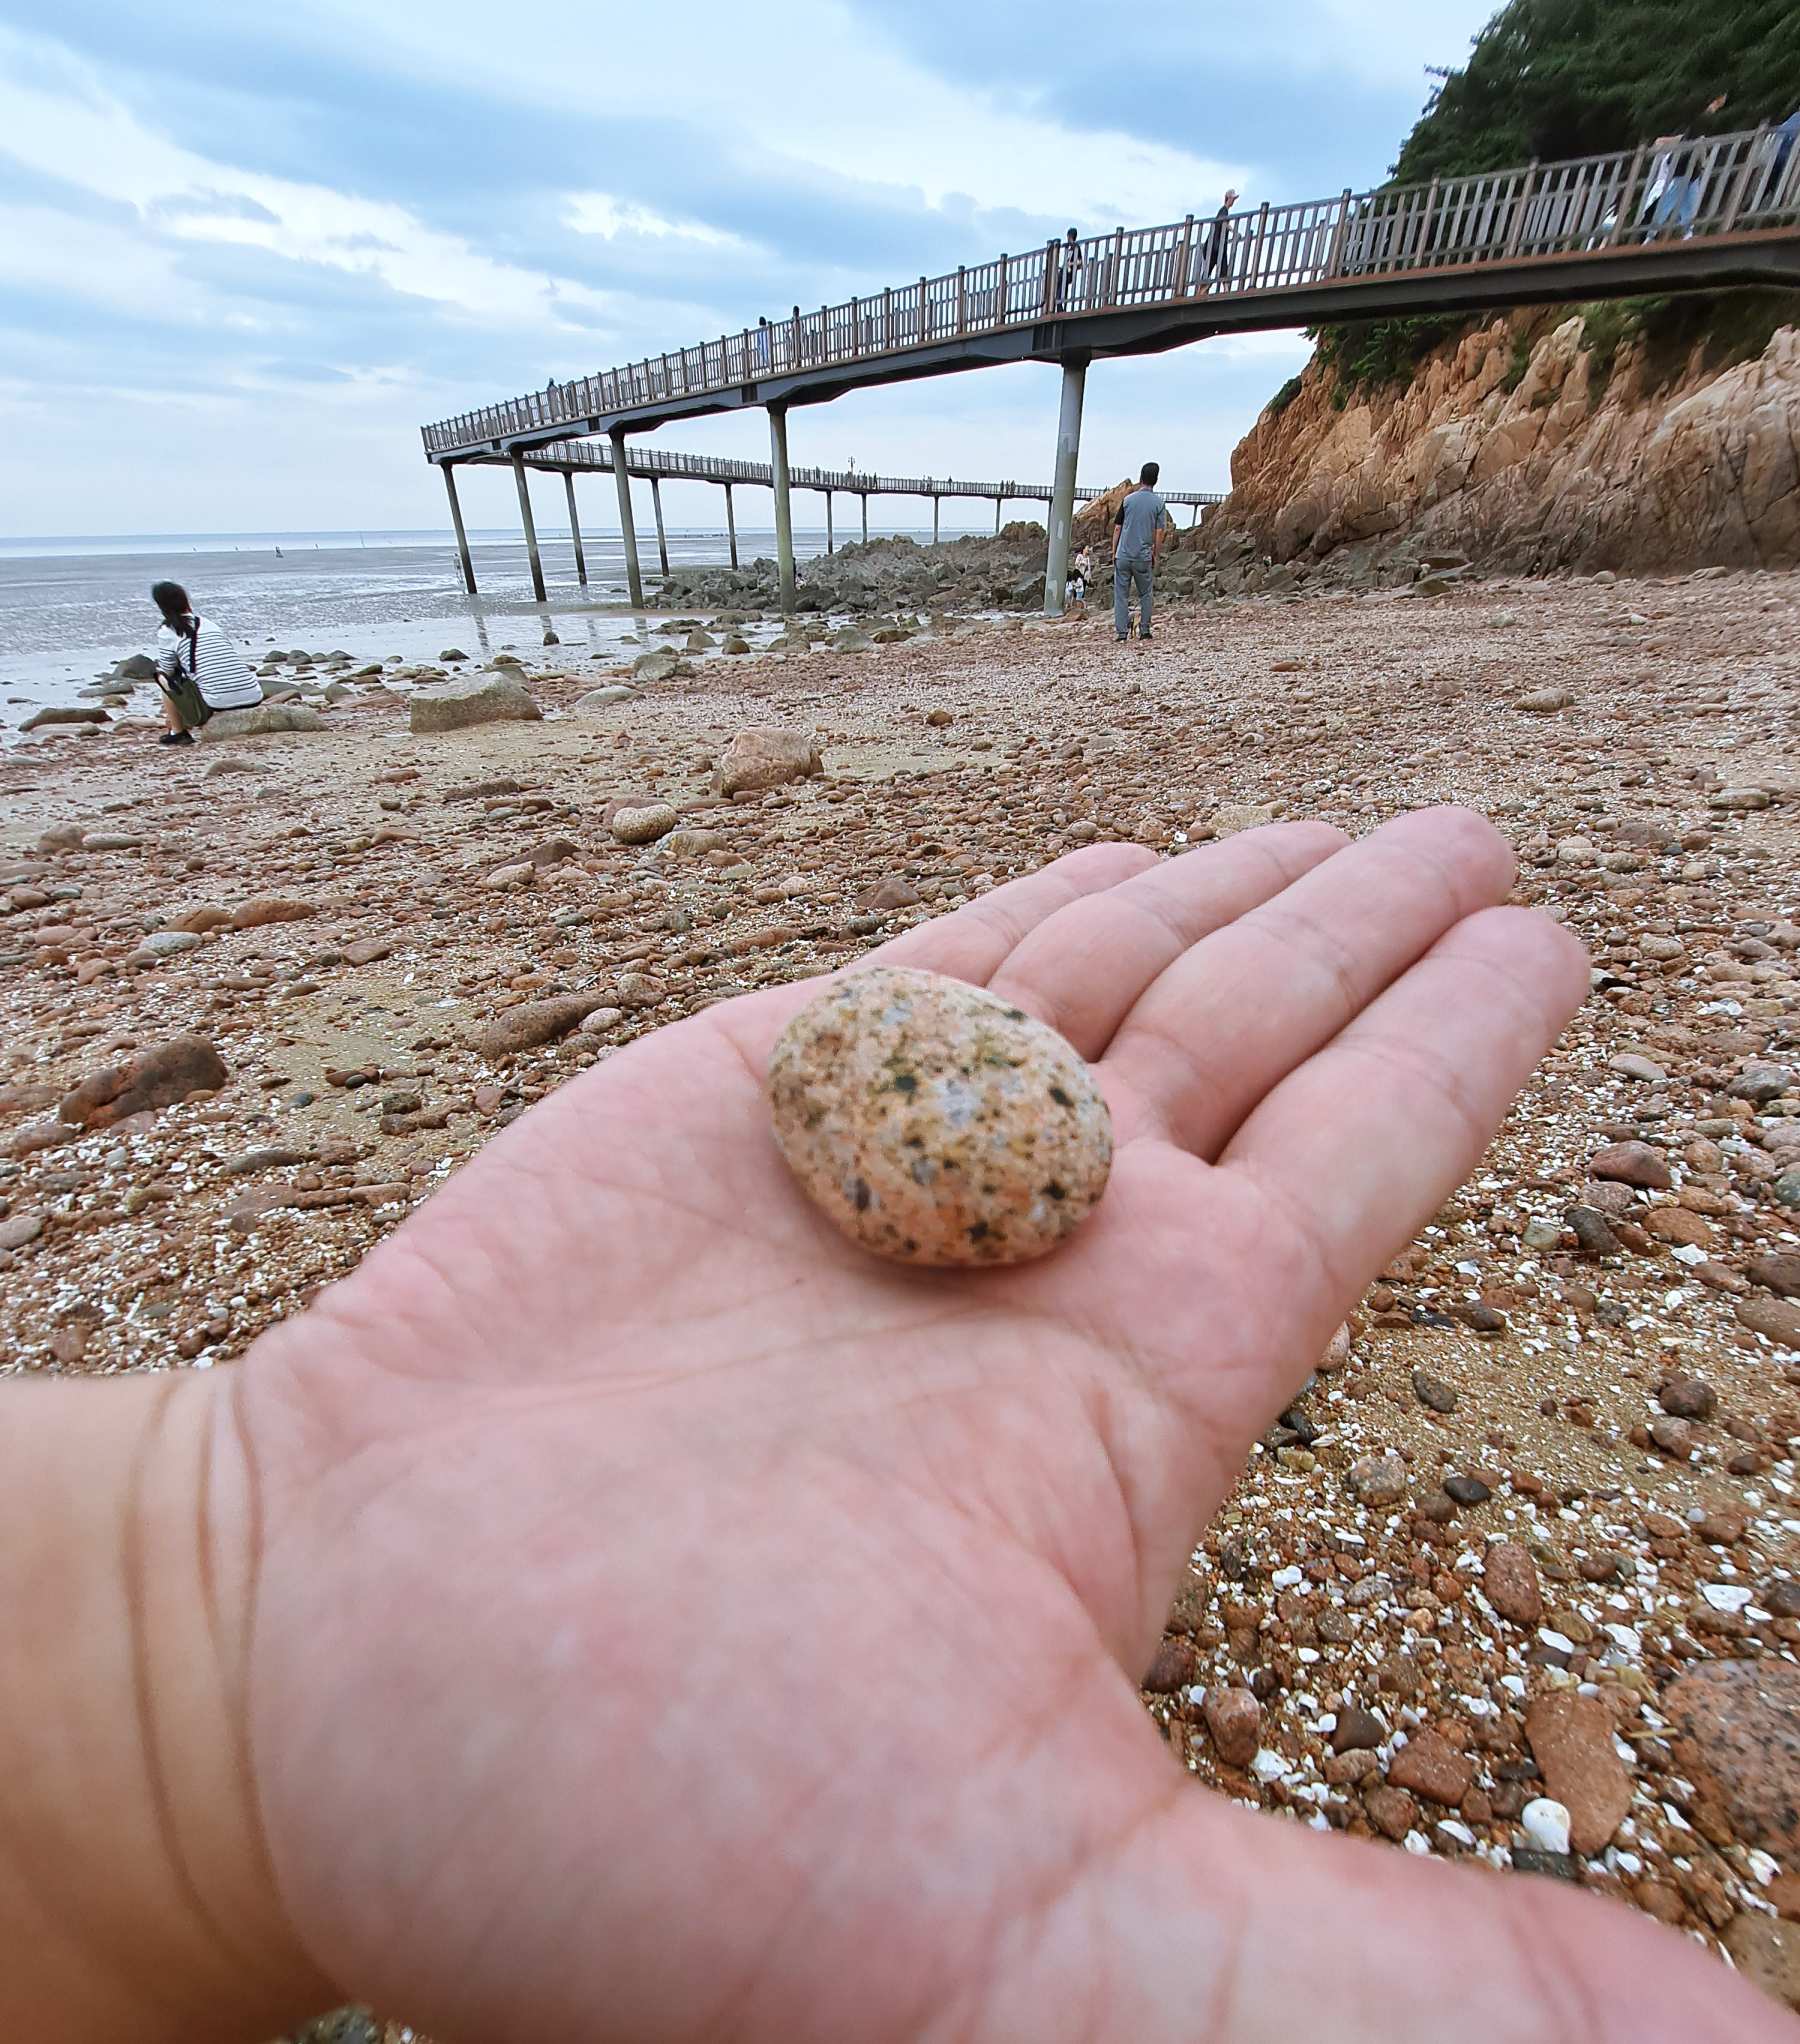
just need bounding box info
[1113,461,1166,643]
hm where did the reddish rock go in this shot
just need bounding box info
[478,997,607,1059]
[1141,1638,1197,1695]
[1590,1140,1672,1189]
[1203,1687,1262,1767]
[1332,1706,1387,1754]
[342,937,393,966]
[1750,1252,1800,1299]
[1657,1375,1717,1420]
[1363,1784,1417,1841]
[1644,1205,1710,1246]
[1664,1659,1800,1857]
[1524,1693,1632,1855]
[1483,1541,1543,1625]
[1739,1296,1800,1350]
[1726,1915,1800,2013]
[228,898,317,930]
[168,905,234,934]
[1386,1730,1473,1807]
[58,1036,228,1129]
[867,875,922,913]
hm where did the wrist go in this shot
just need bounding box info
[0,1371,333,2041]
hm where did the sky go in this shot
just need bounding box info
[0,0,1501,539]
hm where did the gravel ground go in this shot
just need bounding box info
[3,565,1798,2024]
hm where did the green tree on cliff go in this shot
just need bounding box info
[1306,0,1800,398]
[1394,0,1800,182]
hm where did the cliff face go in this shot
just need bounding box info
[1204,310,1800,577]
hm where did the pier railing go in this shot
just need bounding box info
[422,123,1800,459]
[486,438,1224,508]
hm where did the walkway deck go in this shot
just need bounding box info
[423,124,1800,459]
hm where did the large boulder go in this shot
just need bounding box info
[409,672,542,735]
[199,704,326,740]
[631,648,687,683]
[718,725,823,797]
[59,1036,228,1129]
[111,654,158,684]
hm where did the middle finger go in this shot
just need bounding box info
[1103,805,1517,1156]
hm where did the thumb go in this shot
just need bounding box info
[1001,1780,1793,2042]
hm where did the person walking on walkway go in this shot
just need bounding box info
[1055,227,1086,312]
[1194,189,1239,289]
[1113,462,1166,644]
[149,580,263,745]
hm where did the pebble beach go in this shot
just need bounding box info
[3,564,1800,2022]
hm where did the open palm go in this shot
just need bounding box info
[234,809,1791,2042]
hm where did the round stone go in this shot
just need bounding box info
[611,803,678,846]
[766,966,1111,1266]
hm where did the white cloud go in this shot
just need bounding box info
[565,194,751,250]
[1307,0,1495,86]
[289,0,1252,229]
[0,202,211,319]
[0,24,619,336]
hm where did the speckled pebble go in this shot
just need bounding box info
[766,966,1111,1266]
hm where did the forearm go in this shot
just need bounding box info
[0,1372,331,2041]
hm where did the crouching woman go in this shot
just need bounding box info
[150,581,263,744]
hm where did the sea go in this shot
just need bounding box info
[0,523,952,727]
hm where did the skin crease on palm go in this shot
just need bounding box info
[25,807,1798,2043]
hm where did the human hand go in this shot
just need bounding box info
[105,812,1800,2038]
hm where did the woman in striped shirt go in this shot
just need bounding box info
[151,581,264,745]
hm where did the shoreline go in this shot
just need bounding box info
[4,567,1800,1998]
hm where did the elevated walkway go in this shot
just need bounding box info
[422,123,1800,612]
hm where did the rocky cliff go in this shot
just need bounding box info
[1196,303,1800,581]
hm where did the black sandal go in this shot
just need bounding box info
[158,730,194,746]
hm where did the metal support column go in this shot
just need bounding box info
[609,427,644,609]
[769,404,796,612]
[1042,356,1088,618]
[512,455,546,603]
[932,495,940,545]
[650,475,670,576]
[443,462,476,595]
[724,482,738,568]
[826,492,834,555]
[994,496,1003,535]
[861,494,869,544]
[563,470,587,588]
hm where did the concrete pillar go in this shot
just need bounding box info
[1042,356,1088,617]
[994,496,1003,535]
[609,428,644,609]
[1191,501,1201,528]
[861,494,869,545]
[826,491,834,555]
[650,474,670,576]
[443,462,476,595]
[724,482,738,568]
[932,495,940,545]
[769,404,796,612]
[563,470,587,588]
[512,455,546,603]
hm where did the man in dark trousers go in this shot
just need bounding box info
[1195,188,1239,289]
[1112,461,1166,644]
